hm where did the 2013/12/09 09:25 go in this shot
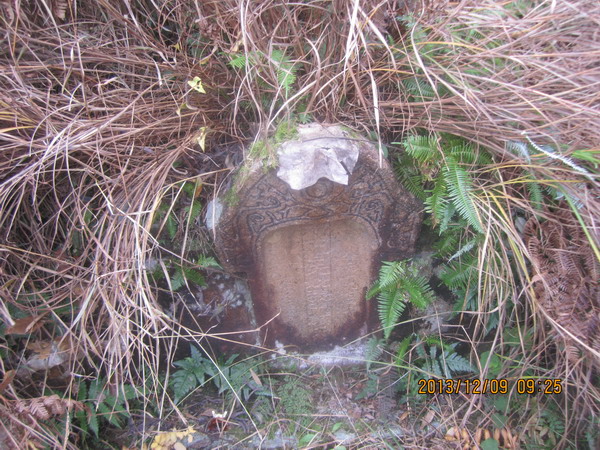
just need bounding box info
[417,378,563,395]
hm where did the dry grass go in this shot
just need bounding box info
[0,0,598,448]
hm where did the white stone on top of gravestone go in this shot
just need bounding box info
[276,124,360,190]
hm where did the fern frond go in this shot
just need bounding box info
[402,77,436,100]
[394,154,427,201]
[401,275,435,309]
[506,140,531,163]
[365,337,385,370]
[428,346,443,377]
[197,255,221,269]
[432,228,460,258]
[270,49,298,96]
[378,288,407,340]
[448,238,478,262]
[182,267,206,287]
[367,261,404,298]
[402,135,439,163]
[449,143,493,166]
[526,180,544,211]
[229,53,248,69]
[394,334,414,367]
[438,254,478,291]
[371,261,435,340]
[444,157,483,233]
[439,202,457,233]
[424,176,448,226]
[170,268,185,291]
[443,351,474,375]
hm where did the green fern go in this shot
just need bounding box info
[393,153,427,201]
[402,275,435,309]
[377,288,407,340]
[181,267,206,287]
[417,338,474,378]
[368,261,435,339]
[365,337,386,370]
[197,255,221,269]
[270,49,298,97]
[402,135,440,163]
[402,77,436,100]
[424,176,448,227]
[229,49,299,98]
[367,261,404,296]
[229,52,255,69]
[448,237,479,262]
[438,252,478,291]
[74,378,138,438]
[449,142,493,166]
[170,345,213,403]
[432,228,460,258]
[444,156,483,233]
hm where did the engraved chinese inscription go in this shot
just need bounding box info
[260,219,377,344]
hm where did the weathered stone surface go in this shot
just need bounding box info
[214,124,422,351]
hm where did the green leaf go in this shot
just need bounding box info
[449,142,492,166]
[402,77,436,100]
[171,364,204,403]
[197,255,221,269]
[364,337,385,370]
[166,213,177,240]
[184,200,203,223]
[121,384,139,401]
[394,334,414,367]
[87,408,99,437]
[480,351,502,378]
[190,345,203,361]
[439,254,477,291]
[182,267,206,287]
[77,381,88,402]
[170,268,186,291]
[270,49,298,97]
[367,261,404,298]
[492,412,508,428]
[480,438,499,450]
[443,351,474,375]
[424,176,448,226]
[448,238,478,262]
[403,135,439,163]
[298,433,318,447]
[378,288,407,340]
[432,229,459,258]
[572,148,600,167]
[97,398,126,428]
[444,157,483,233]
[181,181,197,197]
[88,378,102,400]
[492,394,510,414]
[229,53,251,69]
[394,153,427,201]
[526,180,544,211]
[401,275,435,309]
[75,409,88,434]
[187,76,206,94]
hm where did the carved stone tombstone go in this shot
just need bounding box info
[214,124,422,351]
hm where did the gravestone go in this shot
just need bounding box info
[213,124,422,351]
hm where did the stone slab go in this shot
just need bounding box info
[213,124,422,351]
